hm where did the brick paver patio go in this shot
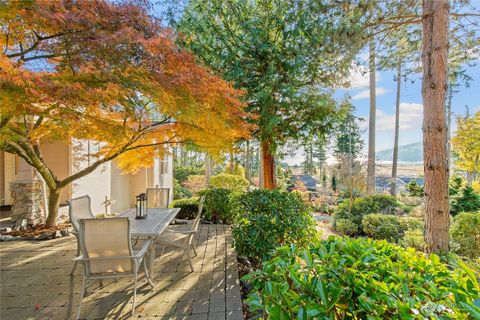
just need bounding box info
[0,224,243,320]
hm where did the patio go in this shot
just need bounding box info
[0,224,243,320]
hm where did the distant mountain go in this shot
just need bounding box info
[376,142,423,162]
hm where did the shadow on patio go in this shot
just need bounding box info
[0,224,242,320]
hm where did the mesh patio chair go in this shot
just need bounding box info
[158,196,205,272]
[67,195,95,275]
[146,187,170,209]
[75,218,154,319]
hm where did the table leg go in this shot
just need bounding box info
[148,237,156,274]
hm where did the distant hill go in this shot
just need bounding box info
[376,142,423,162]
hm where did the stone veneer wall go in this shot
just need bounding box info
[10,180,44,226]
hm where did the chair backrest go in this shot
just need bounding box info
[67,196,94,232]
[192,196,205,232]
[146,188,170,209]
[79,218,133,275]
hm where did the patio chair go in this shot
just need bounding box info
[75,218,154,319]
[158,196,205,272]
[146,187,170,209]
[67,195,95,275]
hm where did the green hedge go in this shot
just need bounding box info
[362,213,403,243]
[171,197,199,219]
[245,237,480,319]
[201,188,234,224]
[232,190,318,262]
[210,173,249,192]
[333,194,402,236]
[450,211,480,258]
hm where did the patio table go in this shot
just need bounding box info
[119,208,180,273]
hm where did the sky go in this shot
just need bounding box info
[283,61,480,166]
[151,1,480,166]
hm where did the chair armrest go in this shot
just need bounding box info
[133,239,152,260]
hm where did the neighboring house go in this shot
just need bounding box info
[375,176,424,194]
[0,139,173,224]
[292,175,317,191]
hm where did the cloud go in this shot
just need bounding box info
[342,61,382,89]
[359,102,423,132]
[352,87,389,100]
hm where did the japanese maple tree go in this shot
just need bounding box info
[0,0,250,226]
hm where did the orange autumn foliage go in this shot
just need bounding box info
[0,0,252,226]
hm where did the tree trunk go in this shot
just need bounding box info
[245,140,251,182]
[390,60,402,195]
[367,35,377,194]
[261,138,276,190]
[205,153,212,186]
[422,0,450,254]
[45,188,61,227]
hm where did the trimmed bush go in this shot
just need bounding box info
[210,173,249,192]
[333,194,401,235]
[201,188,234,223]
[334,218,357,236]
[362,213,403,243]
[171,197,199,219]
[245,237,480,319]
[398,216,424,232]
[232,190,318,262]
[400,229,425,251]
[450,211,480,258]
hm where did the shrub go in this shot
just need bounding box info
[201,188,234,223]
[182,175,207,194]
[397,194,423,207]
[174,165,204,183]
[210,173,249,192]
[450,212,480,258]
[245,237,480,319]
[171,197,199,219]
[405,180,424,197]
[398,216,424,231]
[400,229,425,251]
[231,190,318,262]
[450,185,480,216]
[333,194,401,236]
[222,163,246,177]
[362,214,403,242]
[173,178,192,199]
[334,218,357,236]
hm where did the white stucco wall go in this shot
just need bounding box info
[71,140,112,215]
[2,152,17,205]
[110,162,133,214]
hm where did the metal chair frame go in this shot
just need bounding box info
[159,196,205,272]
[67,195,94,275]
[75,218,154,319]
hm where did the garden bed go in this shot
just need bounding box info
[0,224,71,241]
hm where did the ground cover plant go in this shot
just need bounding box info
[245,237,480,319]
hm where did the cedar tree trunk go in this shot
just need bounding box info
[261,138,276,190]
[422,0,450,253]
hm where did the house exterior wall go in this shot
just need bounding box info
[111,162,133,214]
[2,152,17,205]
[40,142,71,203]
[71,139,111,215]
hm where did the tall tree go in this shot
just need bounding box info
[0,1,250,226]
[178,0,370,189]
[421,0,450,253]
[366,33,377,194]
